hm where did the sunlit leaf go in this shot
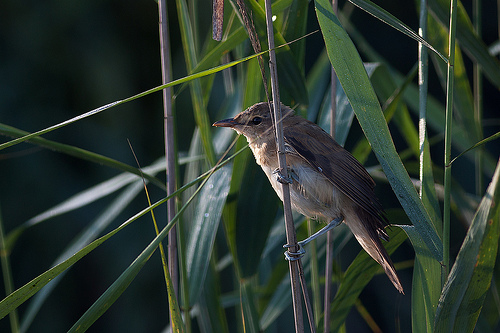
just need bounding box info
[314,0,443,261]
[428,0,500,89]
[349,0,447,63]
[186,165,231,304]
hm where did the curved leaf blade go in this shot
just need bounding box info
[434,158,500,332]
[349,0,447,63]
[428,0,500,89]
[314,0,443,261]
[0,124,166,190]
[186,165,231,304]
[20,181,147,332]
[0,202,158,321]
[399,225,441,333]
[67,211,179,332]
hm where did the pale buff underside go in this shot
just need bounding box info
[248,136,344,222]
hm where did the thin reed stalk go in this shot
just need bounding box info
[307,221,321,326]
[324,0,338,330]
[158,0,181,331]
[418,0,429,192]
[263,0,303,331]
[473,0,484,196]
[443,0,459,283]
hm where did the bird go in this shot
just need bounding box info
[213,102,403,293]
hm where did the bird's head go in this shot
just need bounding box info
[213,102,293,142]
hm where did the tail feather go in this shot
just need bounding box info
[344,215,404,294]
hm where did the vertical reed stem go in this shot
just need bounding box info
[263,0,303,331]
[473,0,484,196]
[443,0,458,283]
[158,1,184,331]
[418,0,429,194]
[324,1,338,330]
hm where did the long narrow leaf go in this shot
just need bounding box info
[196,262,230,333]
[186,165,231,304]
[247,0,309,105]
[175,0,216,165]
[240,279,261,332]
[0,49,273,152]
[428,0,500,89]
[349,0,447,63]
[165,255,185,333]
[67,216,177,332]
[66,159,220,332]
[22,158,165,229]
[0,149,239,321]
[0,208,19,332]
[340,13,498,174]
[176,27,248,97]
[399,225,441,333]
[220,58,265,279]
[314,0,443,261]
[434,158,500,332]
[0,198,164,321]
[0,124,165,190]
[449,132,500,166]
[319,63,380,147]
[20,180,147,332]
[425,12,480,146]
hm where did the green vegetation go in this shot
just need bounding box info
[1,0,499,332]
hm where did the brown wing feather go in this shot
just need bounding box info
[283,118,388,229]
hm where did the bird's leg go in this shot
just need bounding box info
[299,216,344,247]
[283,216,344,261]
[272,167,293,184]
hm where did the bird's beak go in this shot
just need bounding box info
[213,118,237,128]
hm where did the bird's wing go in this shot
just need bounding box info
[283,121,387,225]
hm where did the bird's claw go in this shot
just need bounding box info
[272,168,292,184]
[283,243,305,261]
[282,217,344,262]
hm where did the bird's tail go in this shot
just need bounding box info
[344,213,404,294]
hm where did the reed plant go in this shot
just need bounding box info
[1,0,499,332]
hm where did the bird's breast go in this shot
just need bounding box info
[249,140,278,169]
[260,161,343,222]
[247,136,344,221]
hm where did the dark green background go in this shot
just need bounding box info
[1,0,499,332]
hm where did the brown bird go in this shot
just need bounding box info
[213,102,403,293]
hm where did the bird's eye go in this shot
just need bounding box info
[251,117,262,125]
